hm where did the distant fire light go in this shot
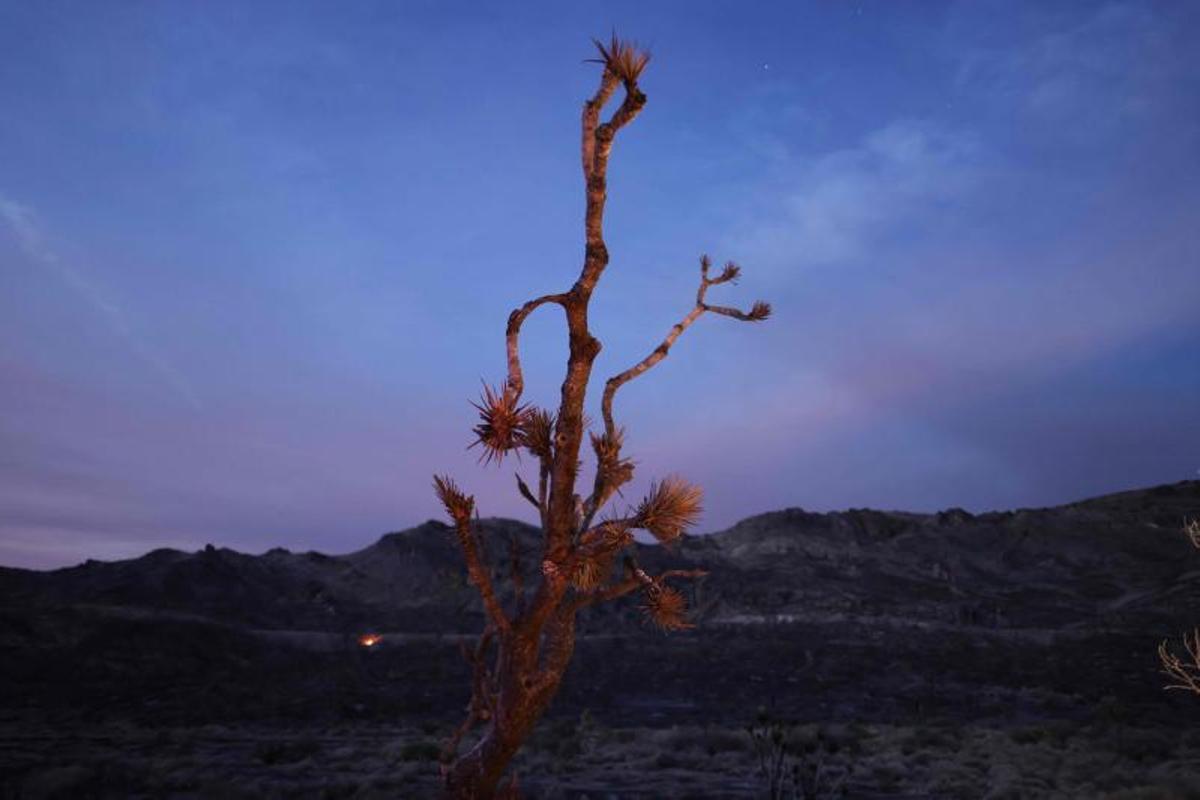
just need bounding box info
[358,633,382,648]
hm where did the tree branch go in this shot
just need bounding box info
[435,476,511,634]
[538,601,579,689]
[581,68,618,180]
[506,293,567,398]
[702,300,772,322]
[574,556,708,610]
[601,255,770,439]
[508,531,526,618]
[459,517,510,633]
[542,51,649,567]
[515,473,540,511]
[441,625,497,769]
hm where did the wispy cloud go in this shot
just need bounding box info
[732,119,980,276]
[955,2,1191,134]
[0,193,201,409]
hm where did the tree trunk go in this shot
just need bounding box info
[442,622,574,798]
[436,36,751,797]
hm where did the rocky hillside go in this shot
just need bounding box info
[1,481,1197,735]
[3,481,1197,637]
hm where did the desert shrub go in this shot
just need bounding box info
[747,710,849,799]
[1119,729,1173,763]
[908,725,956,751]
[653,725,748,756]
[21,765,96,799]
[398,740,442,762]
[253,736,319,765]
[702,727,751,755]
[611,728,638,745]
[868,763,903,791]
[1009,725,1046,745]
[1008,721,1074,750]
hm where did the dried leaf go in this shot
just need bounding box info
[641,583,693,631]
[636,476,703,544]
[589,33,650,85]
[747,300,772,322]
[518,407,555,461]
[433,475,474,525]
[571,556,609,591]
[591,428,635,495]
[470,382,529,465]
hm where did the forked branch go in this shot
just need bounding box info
[574,555,707,630]
[601,255,769,441]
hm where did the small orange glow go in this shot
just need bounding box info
[358,633,382,648]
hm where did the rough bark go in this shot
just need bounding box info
[434,37,768,798]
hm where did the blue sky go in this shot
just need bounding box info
[2,1,1198,568]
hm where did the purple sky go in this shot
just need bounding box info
[2,1,1198,569]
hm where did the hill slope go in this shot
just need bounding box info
[2,482,1197,637]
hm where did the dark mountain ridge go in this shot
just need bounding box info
[2,481,1197,636]
[2,479,1198,770]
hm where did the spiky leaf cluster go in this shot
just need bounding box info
[470,383,528,465]
[434,475,474,525]
[571,557,607,591]
[636,476,703,544]
[590,428,634,503]
[589,34,650,85]
[715,262,741,284]
[641,583,693,631]
[747,300,772,321]
[518,407,555,462]
[573,522,633,591]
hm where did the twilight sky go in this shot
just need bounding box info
[2,1,1198,569]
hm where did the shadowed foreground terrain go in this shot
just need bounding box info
[2,481,1199,797]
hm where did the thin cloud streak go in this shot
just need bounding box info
[0,194,202,410]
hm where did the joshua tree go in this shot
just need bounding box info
[433,36,770,797]
[1159,517,1200,695]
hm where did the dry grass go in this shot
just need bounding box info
[5,718,1197,799]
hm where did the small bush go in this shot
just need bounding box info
[253,737,319,765]
[399,740,442,762]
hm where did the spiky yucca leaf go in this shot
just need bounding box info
[716,262,741,283]
[591,428,635,492]
[578,519,632,550]
[636,476,703,543]
[599,519,634,550]
[574,520,631,591]
[641,584,693,631]
[518,407,555,462]
[589,34,650,85]
[747,300,772,322]
[470,382,528,465]
[571,556,609,591]
[433,475,474,525]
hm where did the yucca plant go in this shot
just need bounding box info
[434,36,770,798]
[1160,517,1200,696]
